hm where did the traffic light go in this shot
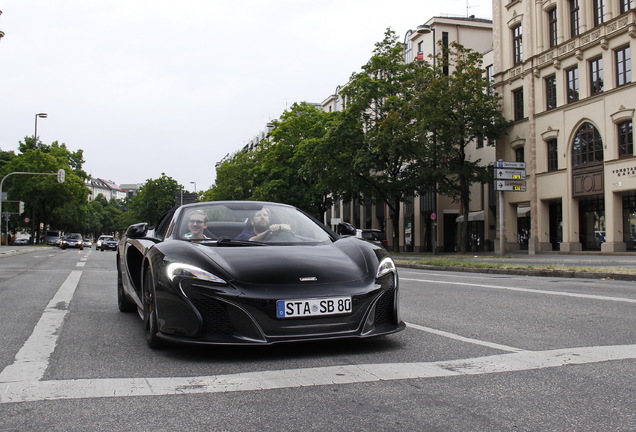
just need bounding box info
[18,201,24,214]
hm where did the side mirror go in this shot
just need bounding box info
[337,222,356,236]
[126,223,149,238]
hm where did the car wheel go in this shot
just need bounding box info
[117,262,136,313]
[143,269,164,349]
[80,246,84,251]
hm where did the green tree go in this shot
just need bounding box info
[0,148,15,171]
[409,42,512,253]
[253,102,335,217]
[335,28,417,250]
[202,149,258,202]
[2,137,89,241]
[128,174,182,225]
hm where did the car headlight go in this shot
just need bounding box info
[166,263,226,284]
[376,257,396,278]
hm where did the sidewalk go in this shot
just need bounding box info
[0,245,52,257]
[392,251,636,281]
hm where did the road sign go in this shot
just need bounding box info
[430,212,437,221]
[495,161,526,169]
[496,180,526,192]
[495,169,526,180]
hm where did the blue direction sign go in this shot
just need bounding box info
[496,161,526,168]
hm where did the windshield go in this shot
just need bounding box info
[175,202,333,245]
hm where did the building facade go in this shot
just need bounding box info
[87,177,127,201]
[494,0,635,253]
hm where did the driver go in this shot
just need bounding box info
[236,207,291,241]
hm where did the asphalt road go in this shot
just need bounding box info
[1,247,635,431]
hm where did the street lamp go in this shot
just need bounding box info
[414,23,438,253]
[190,181,197,192]
[34,113,48,141]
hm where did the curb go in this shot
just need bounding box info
[396,263,636,281]
[0,247,52,258]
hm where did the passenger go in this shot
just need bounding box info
[236,207,291,241]
[184,210,210,240]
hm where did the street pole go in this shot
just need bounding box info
[34,113,47,142]
[499,190,505,256]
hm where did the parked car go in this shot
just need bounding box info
[117,201,404,348]
[355,229,388,248]
[14,237,29,246]
[100,236,118,251]
[60,233,84,250]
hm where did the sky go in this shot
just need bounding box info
[0,0,492,193]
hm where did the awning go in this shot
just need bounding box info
[456,211,484,223]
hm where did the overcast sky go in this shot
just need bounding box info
[0,0,492,192]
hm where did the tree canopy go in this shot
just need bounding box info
[202,30,511,253]
[1,137,89,240]
[127,173,182,225]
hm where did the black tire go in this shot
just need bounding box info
[117,263,136,313]
[79,246,84,251]
[143,269,164,349]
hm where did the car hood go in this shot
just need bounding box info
[196,240,371,285]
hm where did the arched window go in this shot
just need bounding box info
[572,122,603,166]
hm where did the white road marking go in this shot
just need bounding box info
[76,262,86,267]
[1,267,635,404]
[401,277,636,303]
[406,322,526,352]
[1,344,635,403]
[0,271,82,383]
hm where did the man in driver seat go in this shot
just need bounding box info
[236,207,291,241]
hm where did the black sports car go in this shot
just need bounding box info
[117,201,404,348]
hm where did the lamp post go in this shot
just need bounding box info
[34,112,48,141]
[415,23,438,253]
[190,181,197,193]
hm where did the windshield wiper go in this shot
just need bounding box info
[214,236,266,246]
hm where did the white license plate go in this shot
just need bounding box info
[276,296,352,318]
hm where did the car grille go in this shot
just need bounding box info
[374,274,397,326]
[181,287,235,336]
